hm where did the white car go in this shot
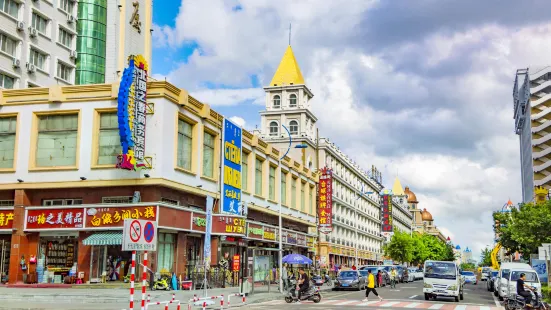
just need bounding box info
[461,271,478,285]
[423,260,464,302]
[481,267,492,281]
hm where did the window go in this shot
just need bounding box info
[58,27,73,48]
[289,120,299,135]
[269,121,278,136]
[29,49,47,70]
[255,158,263,196]
[273,95,280,108]
[202,131,215,178]
[269,166,276,200]
[43,199,82,206]
[0,72,14,89]
[291,178,297,208]
[177,119,193,170]
[157,233,175,272]
[59,0,74,13]
[97,112,121,165]
[310,186,315,214]
[289,94,297,107]
[102,196,132,204]
[242,152,248,192]
[161,197,179,205]
[0,33,16,56]
[31,12,48,34]
[0,116,16,169]
[281,172,287,205]
[36,114,78,167]
[57,62,72,82]
[0,0,18,18]
[301,182,305,212]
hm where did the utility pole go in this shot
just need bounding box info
[316,128,322,271]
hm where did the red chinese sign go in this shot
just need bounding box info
[318,168,333,234]
[26,208,85,229]
[0,210,14,229]
[232,254,240,272]
[87,206,156,228]
[381,194,393,232]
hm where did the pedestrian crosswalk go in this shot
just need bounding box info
[255,299,504,310]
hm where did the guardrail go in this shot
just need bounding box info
[187,295,224,310]
[145,300,181,310]
[227,293,246,307]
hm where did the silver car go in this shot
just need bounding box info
[333,270,366,291]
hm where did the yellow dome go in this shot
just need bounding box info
[421,208,433,221]
[404,186,418,203]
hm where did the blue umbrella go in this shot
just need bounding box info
[282,254,312,265]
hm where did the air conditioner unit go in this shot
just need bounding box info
[29,27,38,37]
[12,58,20,68]
[26,63,36,73]
[70,50,77,59]
[67,14,75,23]
[16,21,25,31]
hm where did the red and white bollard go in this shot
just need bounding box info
[220,294,224,309]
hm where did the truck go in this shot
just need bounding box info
[423,260,464,302]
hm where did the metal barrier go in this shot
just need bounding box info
[145,300,181,310]
[187,295,224,310]
[227,293,246,308]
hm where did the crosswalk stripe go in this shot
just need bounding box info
[479,307,491,310]
[454,306,467,310]
[357,301,382,306]
[429,304,444,309]
[382,302,401,307]
[334,300,358,305]
[405,302,423,308]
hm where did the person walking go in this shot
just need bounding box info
[390,267,398,289]
[282,263,289,291]
[363,269,383,302]
[377,270,383,287]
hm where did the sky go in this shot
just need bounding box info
[151,0,551,260]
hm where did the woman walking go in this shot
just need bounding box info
[377,270,383,287]
[363,269,383,302]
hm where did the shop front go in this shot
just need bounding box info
[0,208,14,283]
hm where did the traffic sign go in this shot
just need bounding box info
[122,218,157,251]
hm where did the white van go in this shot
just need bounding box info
[496,262,541,300]
[423,260,464,302]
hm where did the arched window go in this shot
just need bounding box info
[273,95,281,108]
[289,120,299,135]
[289,94,297,107]
[269,121,279,136]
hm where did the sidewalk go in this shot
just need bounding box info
[0,284,333,309]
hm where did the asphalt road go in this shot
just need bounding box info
[243,279,503,310]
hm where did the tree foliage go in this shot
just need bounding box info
[384,230,455,264]
[494,200,551,256]
[480,247,492,266]
[460,263,476,271]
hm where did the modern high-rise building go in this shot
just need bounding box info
[513,67,551,202]
[0,0,151,89]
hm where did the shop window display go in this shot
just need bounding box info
[39,237,78,283]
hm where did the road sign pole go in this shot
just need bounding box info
[141,250,148,310]
[130,250,136,310]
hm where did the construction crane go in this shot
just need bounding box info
[491,244,502,270]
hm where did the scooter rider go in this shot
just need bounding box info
[296,268,310,303]
[517,273,534,306]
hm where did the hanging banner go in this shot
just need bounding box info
[117,54,148,170]
[318,167,333,234]
[381,194,393,233]
[221,118,243,215]
[204,196,214,268]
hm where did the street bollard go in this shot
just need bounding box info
[227,293,246,308]
[147,294,151,303]
[220,294,224,310]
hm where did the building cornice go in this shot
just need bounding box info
[260,108,318,122]
[263,84,314,98]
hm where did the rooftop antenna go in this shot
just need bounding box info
[289,23,291,46]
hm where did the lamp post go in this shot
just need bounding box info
[356,187,374,267]
[278,124,307,294]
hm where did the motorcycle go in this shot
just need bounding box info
[284,278,322,303]
[312,275,332,287]
[152,275,172,291]
[505,289,550,310]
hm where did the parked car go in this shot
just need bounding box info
[487,270,499,292]
[381,265,406,283]
[359,267,390,287]
[333,270,366,291]
[481,267,492,281]
[461,271,478,285]
[408,268,421,281]
[405,268,416,282]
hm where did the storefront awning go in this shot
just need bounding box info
[82,232,123,246]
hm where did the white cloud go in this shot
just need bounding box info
[153,1,551,259]
[229,116,246,128]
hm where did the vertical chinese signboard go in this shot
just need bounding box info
[381,194,393,235]
[221,118,242,215]
[117,54,148,170]
[204,196,214,268]
[318,167,333,234]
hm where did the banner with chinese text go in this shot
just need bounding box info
[221,118,242,215]
[381,194,393,233]
[26,208,85,230]
[318,168,333,234]
[0,209,14,229]
[86,206,156,228]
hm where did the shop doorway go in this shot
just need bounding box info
[246,247,279,294]
[0,238,10,283]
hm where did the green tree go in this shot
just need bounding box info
[480,247,492,266]
[411,233,428,265]
[384,230,414,263]
[460,263,476,271]
[494,200,551,256]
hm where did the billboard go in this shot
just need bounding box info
[117,54,148,171]
[221,118,242,215]
[204,196,214,267]
[531,259,548,284]
[318,167,333,234]
[381,194,393,233]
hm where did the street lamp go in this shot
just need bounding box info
[356,186,374,267]
[278,124,307,294]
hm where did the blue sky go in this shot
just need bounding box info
[150,0,551,257]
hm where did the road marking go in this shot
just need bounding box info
[409,295,418,299]
[480,307,491,310]
[454,305,467,310]
[401,287,417,289]
[428,304,444,309]
[406,302,422,308]
[381,302,401,307]
[333,300,357,305]
[357,301,381,306]
[492,294,501,307]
